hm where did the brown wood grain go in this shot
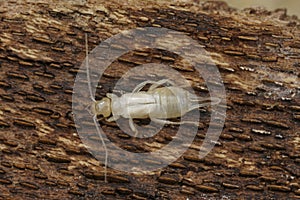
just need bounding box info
[0,0,299,199]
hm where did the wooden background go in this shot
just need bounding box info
[222,0,300,17]
[0,0,299,199]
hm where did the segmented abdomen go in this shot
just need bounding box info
[149,87,193,118]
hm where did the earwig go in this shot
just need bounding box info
[93,79,221,133]
[85,34,220,183]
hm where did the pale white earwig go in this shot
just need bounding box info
[93,79,221,134]
[85,34,221,183]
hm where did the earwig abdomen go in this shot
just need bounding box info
[148,86,196,118]
[109,86,198,120]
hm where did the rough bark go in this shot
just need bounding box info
[0,0,299,199]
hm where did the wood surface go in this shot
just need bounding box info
[0,0,299,199]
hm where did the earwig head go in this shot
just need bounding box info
[92,97,111,117]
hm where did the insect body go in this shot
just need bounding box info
[92,79,220,135]
[84,34,220,183]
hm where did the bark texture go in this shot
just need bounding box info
[0,0,299,199]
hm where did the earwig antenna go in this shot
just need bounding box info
[93,115,108,183]
[85,33,96,102]
[85,33,108,183]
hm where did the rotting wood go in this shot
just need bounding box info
[0,0,299,199]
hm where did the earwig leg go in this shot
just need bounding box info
[148,79,176,91]
[152,118,199,126]
[132,80,159,93]
[129,118,139,137]
[93,115,108,183]
[132,79,177,93]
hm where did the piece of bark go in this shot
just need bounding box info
[0,0,299,199]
